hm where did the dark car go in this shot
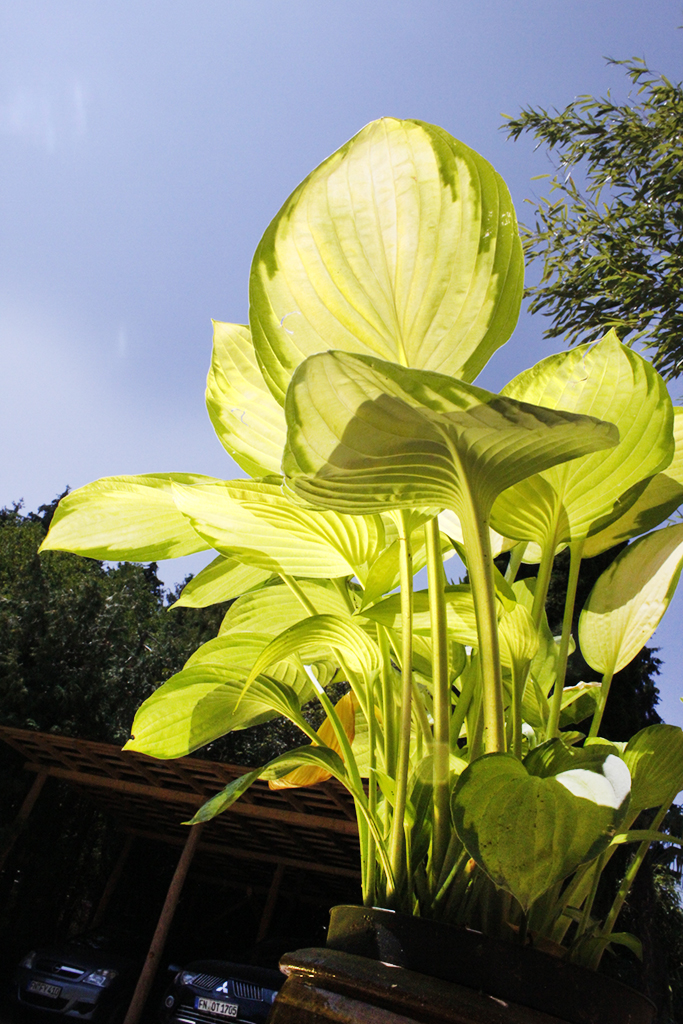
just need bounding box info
[13,930,139,1023]
[161,961,283,1024]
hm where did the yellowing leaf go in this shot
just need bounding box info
[270,691,358,789]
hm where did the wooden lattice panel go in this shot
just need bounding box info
[0,726,360,882]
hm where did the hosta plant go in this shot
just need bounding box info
[42,118,683,969]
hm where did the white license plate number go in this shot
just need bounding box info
[195,997,239,1018]
[28,980,62,999]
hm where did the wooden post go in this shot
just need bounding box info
[91,835,134,928]
[122,824,203,1024]
[0,770,48,873]
[256,862,285,943]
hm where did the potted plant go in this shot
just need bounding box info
[42,118,683,1023]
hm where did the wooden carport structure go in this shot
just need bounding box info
[0,726,361,1024]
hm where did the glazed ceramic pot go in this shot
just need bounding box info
[267,906,655,1024]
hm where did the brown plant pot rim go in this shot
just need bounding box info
[323,905,654,1024]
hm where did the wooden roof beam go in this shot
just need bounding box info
[24,763,358,836]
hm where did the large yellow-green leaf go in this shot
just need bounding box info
[40,474,213,561]
[249,118,523,404]
[623,725,683,812]
[366,581,536,673]
[491,334,674,550]
[184,633,302,683]
[584,407,683,558]
[498,601,539,671]
[282,351,618,519]
[186,630,339,691]
[172,477,384,581]
[219,579,351,637]
[173,554,272,609]
[579,523,683,674]
[453,751,631,911]
[125,643,314,759]
[246,614,380,686]
[206,321,287,477]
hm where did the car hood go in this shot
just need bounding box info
[28,943,137,975]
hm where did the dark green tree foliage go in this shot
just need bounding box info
[505,59,683,380]
[0,498,225,745]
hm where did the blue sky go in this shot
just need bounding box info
[2,0,683,724]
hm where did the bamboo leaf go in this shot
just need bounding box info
[186,768,264,824]
[249,117,523,404]
[579,523,683,674]
[613,831,683,847]
[187,746,349,824]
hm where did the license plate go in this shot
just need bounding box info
[28,980,62,999]
[195,997,239,1018]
